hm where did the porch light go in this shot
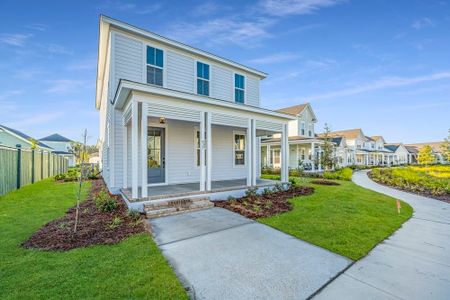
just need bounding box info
[159,117,166,124]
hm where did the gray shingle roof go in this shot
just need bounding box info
[39,133,73,143]
[0,124,52,149]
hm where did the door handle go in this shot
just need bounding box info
[162,157,165,168]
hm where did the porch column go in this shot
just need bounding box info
[281,123,289,182]
[266,145,271,167]
[206,112,212,191]
[246,119,252,186]
[141,102,148,198]
[251,119,257,186]
[311,142,315,171]
[295,144,299,168]
[123,123,127,189]
[199,111,206,191]
[131,101,139,199]
[318,145,322,171]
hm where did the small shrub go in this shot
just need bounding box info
[227,195,236,201]
[127,209,141,221]
[274,182,284,192]
[289,178,296,186]
[323,167,353,181]
[245,187,258,198]
[262,187,272,196]
[94,189,118,212]
[108,217,122,229]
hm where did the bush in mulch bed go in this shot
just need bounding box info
[310,179,341,186]
[22,180,145,251]
[215,185,314,219]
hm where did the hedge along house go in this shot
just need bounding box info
[95,16,294,210]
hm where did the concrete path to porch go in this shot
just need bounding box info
[315,170,450,300]
[150,208,351,300]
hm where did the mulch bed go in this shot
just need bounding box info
[22,180,145,251]
[214,186,314,219]
[368,173,450,204]
[311,180,341,186]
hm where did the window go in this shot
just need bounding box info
[272,150,280,164]
[301,148,305,160]
[234,74,245,103]
[197,62,209,96]
[146,46,163,86]
[308,124,313,137]
[195,130,201,167]
[301,122,305,135]
[234,133,246,166]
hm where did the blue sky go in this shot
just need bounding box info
[0,0,449,145]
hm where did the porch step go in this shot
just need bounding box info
[144,197,214,219]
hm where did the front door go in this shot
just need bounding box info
[147,127,165,184]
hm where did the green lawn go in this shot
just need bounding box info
[0,179,187,299]
[260,175,413,260]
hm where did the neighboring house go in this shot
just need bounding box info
[39,134,76,167]
[0,124,53,151]
[96,16,294,201]
[329,136,355,168]
[384,143,409,165]
[319,129,398,166]
[260,103,325,171]
[89,152,100,164]
[405,142,448,164]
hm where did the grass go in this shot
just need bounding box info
[370,165,450,196]
[0,179,187,300]
[323,167,353,181]
[260,175,413,260]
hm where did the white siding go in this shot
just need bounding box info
[246,76,260,107]
[166,51,195,93]
[211,65,233,102]
[113,109,124,187]
[112,32,143,97]
[126,124,132,187]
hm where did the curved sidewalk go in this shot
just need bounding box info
[315,170,450,300]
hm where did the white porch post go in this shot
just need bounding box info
[131,101,139,199]
[123,123,127,189]
[199,111,206,191]
[311,142,315,171]
[141,103,148,198]
[295,144,299,168]
[266,145,271,167]
[246,119,252,186]
[318,145,322,171]
[206,112,212,191]
[281,123,289,182]
[251,119,257,186]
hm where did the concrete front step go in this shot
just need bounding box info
[144,198,214,219]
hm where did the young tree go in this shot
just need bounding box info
[28,138,38,150]
[70,141,89,165]
[320,123,336,170]
[417,145,435,165]
[74,129,88,233]
[440,129,450,163]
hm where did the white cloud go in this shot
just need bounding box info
[192,2,226,16]
[46,43,73,55]
[7,112,64,128]
[167,17,274,48]
[306,71,450,101]
[248,52,300,64]
[25,23,48,31]
[13,68,44,80]
[0,90,24,101]
[100,1,162,14]
[260,0,345,16]
[0,33,32,46]
[412,17,434,30]
[46,79,84,93]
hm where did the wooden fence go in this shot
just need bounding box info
[0,145,68,196]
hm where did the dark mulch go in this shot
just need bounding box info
[22,180,145,251]
[368,174,450,203]
[310,180,341,186]
[214,186,314,219]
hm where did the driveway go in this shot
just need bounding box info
[315,170,450,300]
[150,207,351,300]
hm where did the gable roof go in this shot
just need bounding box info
[96,15,267,109]
[0,124,52,149]
[321,128,364,139]
[39,133,73,143]
[370,135,385,143]
[384,143,400,152]
[405,145,419,154]
[405,142,444,153]
[275,103,317,122]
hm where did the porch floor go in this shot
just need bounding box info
[122,178,278,202]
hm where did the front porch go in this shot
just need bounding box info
[122,178,278,202]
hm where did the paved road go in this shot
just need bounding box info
[150,208,351,300]
[315,170,450,300]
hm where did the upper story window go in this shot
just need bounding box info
[300,122,305,135]
[146,46,163,86]
[234,74,245,104]
[308,124,313,137]
[197,62,210,96]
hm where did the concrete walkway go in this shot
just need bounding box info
[315,170,450,300]
[151,208,351,300]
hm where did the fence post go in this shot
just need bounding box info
[16,144,22,189]
[31,149,35,183]
[41,150,44,180]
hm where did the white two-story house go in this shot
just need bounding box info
[260,103,325,171]
[96,16,294,204]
